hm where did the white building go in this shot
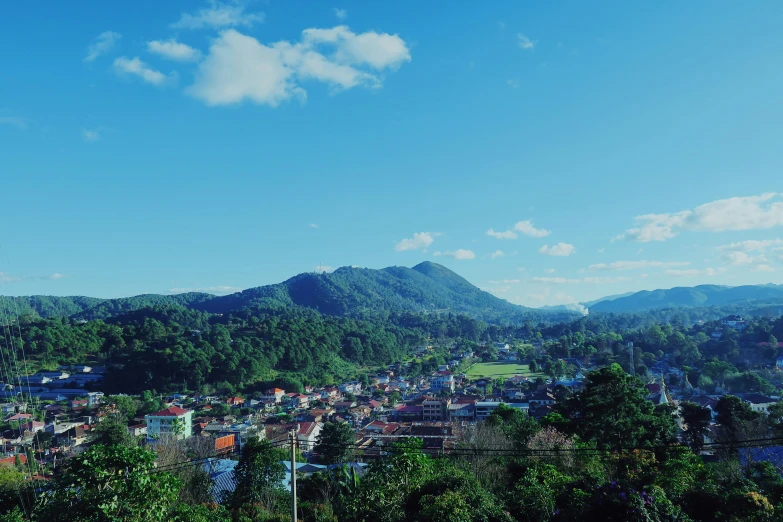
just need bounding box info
[430,372,455,393]
[145,406,193,441]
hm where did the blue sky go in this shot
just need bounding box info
[1,0,783,307]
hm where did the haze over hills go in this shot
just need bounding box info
[588,284,783,313]
[0,262,574,323]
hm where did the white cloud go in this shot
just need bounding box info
[619,193,783,242]
[169,285,241,294]
[395,232,436,251]
[544,268,556,274]
[147,39,202,62]
[717,239,782,266]
[0,116,28,129]
[774,247,783,261]
[517,33,535,50]
[597,248,605,253]
[539,243,575,257]
[490,250,505,258]
[84,31,120,62]
[309,223,320,228]
[517,266,526,272]
[46,273,64,280]
[113,57,173,86]
[514,220,550,237]
[188,26,409,106]
[334,8,347,20]
[486,228,517,240]
[487,221,549,240]
[172,1,264,30]
[721,251,767,266]
[719,239,783,252]
[587,260,690,271]
[754,264,776,273]
[434,249,476,260]
[532,276,580,284]
[506,79,519,89]
[488,279,521,285]
[582,276,629,284]
[83,130,100,141]
[665,267,724,277]
[315,265,334,273]
[0,272,20,283]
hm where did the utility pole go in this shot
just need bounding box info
[290,429,298,522]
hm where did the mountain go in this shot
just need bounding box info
[588,284,783,313]
[581,292,637,308]
[195,261,554,322]
[2,262,573,323]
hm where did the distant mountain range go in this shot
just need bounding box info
[0,262,575,323]
[587,284,783,313]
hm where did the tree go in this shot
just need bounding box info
[557,364,677,449]
[94,418,136,447]
[315,421,355,465]
[680,402,712,452]
[230,439,286,512]
[486,404,540,447]
[37,444,180,521]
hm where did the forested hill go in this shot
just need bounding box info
[589,284,783,313]
[195,261,548,322]
[1,262,574,323]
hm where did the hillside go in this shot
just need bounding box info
[195,261,551,322]
[589,284,783,313]
[1,262,570,323]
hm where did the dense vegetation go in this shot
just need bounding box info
[2,262,579,324]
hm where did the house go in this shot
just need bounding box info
[447,402,475,422]
[145,406,193,441]
[5,413,32,422]
[742,394,777,413]
[721,315,747,331]
[422,399,450,421]
[527,390,556,407]
[475,401,527,421]
[226,397,245,407]
[394,405,424,422]
[430,372,455,393]
[128,424,147,437]
[296,422,323,450]
[37,371,70,380]
[18,421,45,435]
[475,401,503,421]
[261,388,286,403]
[294,394,310,408]
[335,401,356,413]
[777,356,783,370]
[339,382,362,394]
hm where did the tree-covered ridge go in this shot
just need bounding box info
[198,262,566,323]
[6,304,503,394]
[590,283,783,313]
[2,262,579,324]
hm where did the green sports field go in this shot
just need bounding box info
[465,362,544,380]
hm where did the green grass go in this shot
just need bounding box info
[466,362,545,380]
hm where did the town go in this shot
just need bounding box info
[4,312,783,505]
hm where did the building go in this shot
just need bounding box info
[261,388,286,403]
[430,372,455,393]
[422,398,451,421]
[145,406,193,441]
[296,422,323,450]
[742,394,777,413]
[721,315,747,331]
[475,401,527,422]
